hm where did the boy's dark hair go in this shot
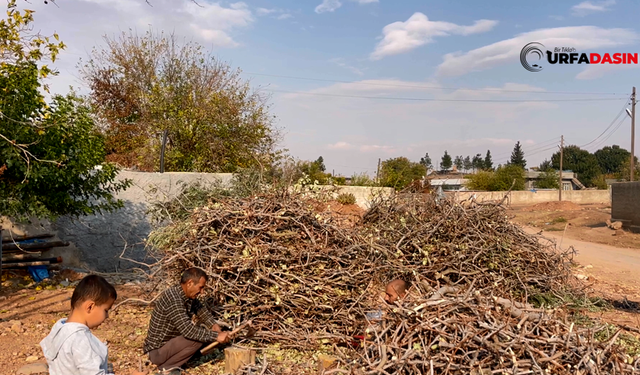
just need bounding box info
[71,275,117,309]
[180,267,208,285]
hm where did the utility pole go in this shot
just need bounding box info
[376,158,381,184]
[559,135,564,202]
[631,86,636,182]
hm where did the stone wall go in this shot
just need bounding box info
[2,172,393,272]
[611,182,640,231]
[448,189,611,205]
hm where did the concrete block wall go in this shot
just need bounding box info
[611,182,640,231]
[2,172,392,272]
[449,189,610,205]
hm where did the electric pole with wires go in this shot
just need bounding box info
[630,87,636,181]
[559,135,564,202]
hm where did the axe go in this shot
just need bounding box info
[200,320,255,355]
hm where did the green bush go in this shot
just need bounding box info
[336,193,356,205]
[350,173,375,186]
[535,170,559,189]
[466,165,525,191]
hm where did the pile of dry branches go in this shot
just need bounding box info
[348,284,638,374]
[148,191,638,373]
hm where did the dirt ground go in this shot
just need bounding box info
[1,201,639,374]
[0,271,320,375]
[511,201,640,336]
[509,202,640,249]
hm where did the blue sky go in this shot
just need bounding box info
[24,0,640,175]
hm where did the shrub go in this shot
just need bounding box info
[350,173,375,187]
[336,193,356,205]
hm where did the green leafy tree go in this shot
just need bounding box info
[483,150,493,171]
[509,141,526,169]
[463,156,472,172]
[419,153,432,174]
[594,145,632,175]
[492,164,525,190]
[550,146,601,187]
[617,159,640,181]
[539,159,552,172]
[466,165,525,191]
[0,1,129,219]
[472,153,483,172]
[534,170,559,189]
[454,155,463,171]
[440,151,452,171]
[314,156,326,172]
[349,172,374,186]
[466,171,493,191]
[380,157,425,190]
[299,157,331,184]
[81,30,280,173]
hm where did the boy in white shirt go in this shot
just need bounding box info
[40,275,147,375]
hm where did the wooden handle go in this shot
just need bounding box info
[200,320,252,355]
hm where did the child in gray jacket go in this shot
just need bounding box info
[40,275,146,375]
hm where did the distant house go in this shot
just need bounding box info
[524,171,585,191]
[429,178,468,191]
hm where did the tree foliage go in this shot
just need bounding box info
[509,141,526,169]
[440,151,452,171]
[463,156,472,172]
[380,157,425,190]
[483,150,493,171]
[454,155,463,171]
[539,159,552,172]
[0,1,128,219]
[419,153,432,173]
[551,146,601,187]
[466,165,525,191]
[299,156,331,184]
[594,145,631,175]
[534,170,559,189]
[472,153,483,172]
[81,30,280,173]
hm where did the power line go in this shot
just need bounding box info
[579,95,631,148]
[584,117,627,152]
[494,143,561,166]
[489,137,560,160]
[245,72,629,96]
[263,89,628,103]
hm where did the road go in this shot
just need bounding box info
[524,227,640,296]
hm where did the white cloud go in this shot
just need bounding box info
[370,13,498,60]
[17,0,255,96]
[72,0,254,47]
[436,26,639,77]
[257,7,293,20]
[315,0,342,13]
[257,7,277,15]
[328,141,354,150]
[571,0,616,16]
[277,13,293,20]
[576,63,640,80]
[315,0,378,14]
[329,58,365,76]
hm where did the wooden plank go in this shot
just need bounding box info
[2,240,69,251]
[1,233,55,243]
[224,347,256,374]
[2,253,42,262]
